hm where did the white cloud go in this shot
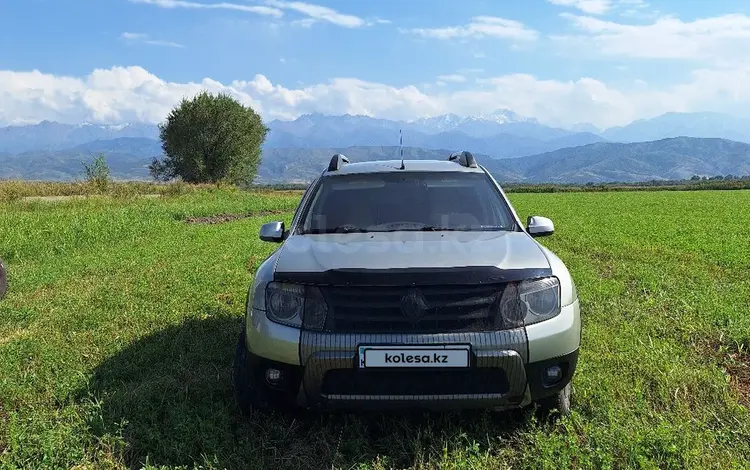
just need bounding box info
[547,0,612,15]
[121,32,184,48]
[129,0,283,17]
[121,32,148,40]
[619,0,648,6]
[264,0,366,28]
[6,65,750,129]
[290,18,317,28]
[129,0,374,28]
[547,0,648,15]
[404,16,539,41]
[436,74,467,83]
[553,13,750,61]
[0,66,439,125]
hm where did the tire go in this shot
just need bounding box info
[232,323,268,417]
[536,382,572,418]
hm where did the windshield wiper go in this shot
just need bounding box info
[417,225,458,231]
[418,225,506,231]
[303,225,367,234]
[365,223,483,232]
[364,222,434,232]
[304,223,507,234]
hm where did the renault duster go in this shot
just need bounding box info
[232,151,581,416]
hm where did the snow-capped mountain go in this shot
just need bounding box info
[5,110,750,183]
[602,112,750,143]
[0,111,602,159]
[265,109,575,145]
[408,113,465,133]
[261,110,604,156]
[0,120,159,153]
[408,109,540,137]
[477,109,538,124]
[6,110,750,161]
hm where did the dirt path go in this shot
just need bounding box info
[183,209,287,224]
[19,194,161,202]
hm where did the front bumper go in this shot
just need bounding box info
[244,299,580,410]
[299,328,529,410]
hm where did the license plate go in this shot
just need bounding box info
[358,345,471,368]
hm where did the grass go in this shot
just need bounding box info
[1,186,749,469]
[0,179,234,202]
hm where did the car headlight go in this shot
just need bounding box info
[250,278,268,311]
[497,277,561,327]
[519,277,561,325]
[264,282,327,331]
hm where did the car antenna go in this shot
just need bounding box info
[398,129,405,169]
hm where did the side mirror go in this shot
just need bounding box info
[0,258,7,300]
[527,216,554,237]
[259,221,285,242]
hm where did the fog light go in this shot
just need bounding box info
[265,368,282,384]
[544,365,562,385]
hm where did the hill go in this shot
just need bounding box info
[0,112,604,160]
[506,137,750,183]
[263,112,605,158]
[602,112,750,143]
[2,136,750,184]
[7,111,750,160]
[0,121,158,153]
[256,137,750,183]
[255,146,525,183]
[0,137,161,180]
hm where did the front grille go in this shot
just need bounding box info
[321,284,506,333]
[321,368,509,396]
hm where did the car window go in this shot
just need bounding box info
[299,171,516,233]
[289,177,319,230]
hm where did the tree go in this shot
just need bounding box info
[149,91,268,184]
[83,153,112,192]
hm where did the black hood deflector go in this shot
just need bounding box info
[274,266,552,286]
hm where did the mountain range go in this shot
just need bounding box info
[600,112,750,143]
[0,137,159,181]
[2,110,750,183]
[3,137,749,184]
[0,121,158,154]
[264,115,606,159]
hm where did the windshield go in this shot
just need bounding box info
[299,171,516,234]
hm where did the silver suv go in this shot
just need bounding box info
[233,151,581,416]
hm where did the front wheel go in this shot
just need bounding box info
[232,323,268,417]
[536,382,572,418]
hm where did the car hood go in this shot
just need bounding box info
[273,231,550,276]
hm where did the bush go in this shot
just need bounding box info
[82,154,112,193]
[149,91,268,184]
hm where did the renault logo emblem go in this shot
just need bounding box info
[400,287,429,319]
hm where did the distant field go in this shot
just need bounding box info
[0,180,238,202]
[3,176,750,204]
[1,187,749,469]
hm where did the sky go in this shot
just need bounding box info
[3,0,750,129]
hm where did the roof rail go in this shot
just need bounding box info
[327,153,350,172]
[448,150,477,168]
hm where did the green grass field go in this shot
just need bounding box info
[1,187,749,469]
